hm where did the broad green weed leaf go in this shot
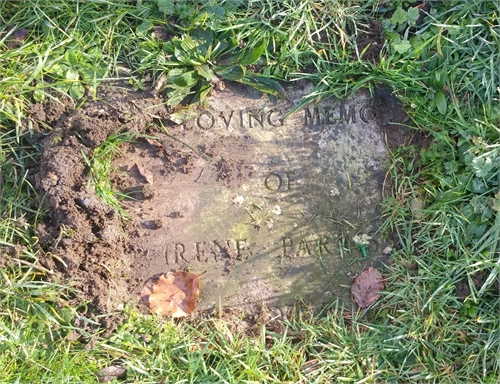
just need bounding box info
[435,91,447,114]
[212,39,230,58]
[206,5,225,17]
[392,38,412,54]
[214,65,245,81]
[167,87,191,106]
[64,49,80,67]
[69,82,85,99]
[191,28,214,58]
[33,83,45,102]
[157,0,175,15]
[391,7,407,25]
[437,189,464,203]
[195,65,217,81]
[174,47,188,63]
[238,39,266,65]
[240,74,287,99]
[180,35,198,54]
[137,21,152,35]
[167,69,199,88]
[466,223,487,239]
[190,84,213,105]
[407,7,420,25]
[472,156,493,178]
[174,46,203,66]
[66,68,79,81]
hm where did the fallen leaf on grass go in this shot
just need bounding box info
[96,365,126,383]
[351,267,384,308]
[140,271,200,317]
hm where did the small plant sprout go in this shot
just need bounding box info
[353,233,372,258]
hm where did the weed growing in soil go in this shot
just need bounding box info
[0,0,499,382]
[81,130,138,219]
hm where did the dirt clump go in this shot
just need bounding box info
[32,87,171,319]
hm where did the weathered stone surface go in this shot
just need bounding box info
[118,82,388,310]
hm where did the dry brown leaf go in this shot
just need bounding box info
[351,267,384,308]
[140,271,200,317]
[134,163,154,184]
[96,365,126,382]
[5,28,29,50]
[145,137,165,151]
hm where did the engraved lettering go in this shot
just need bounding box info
[297,238,312,257]
[264,172,282,191]
[166,243,175,265]
[212,240,228,262]
[324,106,342,124]
[267,109,284,127]
[249,111,264,128]
[149,246,169,266]
[304,106,321,125]
[220,110,234,128]
[360,106,375,122]
[174,243,186,263]
[324,107,332,124]
[239,110,245,128]
[282,237,293,258]
[339,104,356,124]
[195,241,208,262]
[197,112,215,130]
[235,239,246,259]
[317,236,331,254]
[284,171,293,190]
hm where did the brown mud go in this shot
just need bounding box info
[26,82,413,330]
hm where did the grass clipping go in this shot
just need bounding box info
[140,271,201,317]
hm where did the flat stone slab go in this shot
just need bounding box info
[114,82,388,311]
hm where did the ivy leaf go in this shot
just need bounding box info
[391,7,408,25]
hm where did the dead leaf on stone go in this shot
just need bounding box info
[351,267,385,308]
[134,163,154,184]
[140,271,200,317]
[96,365,126,383]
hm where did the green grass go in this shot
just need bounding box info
[1,0,499,382]
[81,130,139,219]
